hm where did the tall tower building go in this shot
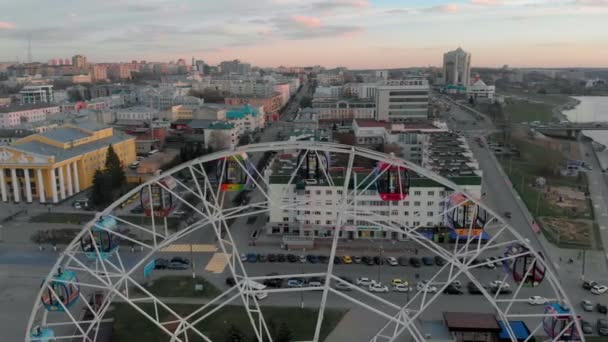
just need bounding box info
[72,54,88,69]
[443,47,471,87]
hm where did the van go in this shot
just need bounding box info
[129,161,140,169]
[148,149,159,156]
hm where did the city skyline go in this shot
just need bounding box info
[1,0,608,68]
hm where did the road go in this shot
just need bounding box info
[443,97,608,330]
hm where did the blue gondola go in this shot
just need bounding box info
[375,162,410,201]
[298,150,329,180]
[41,269,80,312]
[30,326,55,341]
[217,153,253,192]
[503,243,545,287]
[80,216,120,259]
[140,176,176,217]
[444,193,487,239]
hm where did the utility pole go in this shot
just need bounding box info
[535,189,542,216]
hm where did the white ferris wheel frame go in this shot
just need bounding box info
[25,140,584,342]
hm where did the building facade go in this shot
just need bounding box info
[19,85,54,105]
[443,47,471,87]
[225,93,283,122]
[0,123,136,203]
[375,78,429,122]
[0,104,61,128]
[91,65,108,82]
[72,55,87,69]
[313,99,375,121]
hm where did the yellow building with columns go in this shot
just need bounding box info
[0,122,136,203]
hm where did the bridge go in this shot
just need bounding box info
[534,122,608,139]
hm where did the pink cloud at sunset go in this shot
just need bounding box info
[291,15,323,28]
[0,21,15,29]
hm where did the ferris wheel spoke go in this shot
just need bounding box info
[108,214,166,246]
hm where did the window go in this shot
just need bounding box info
[305,190,310,195]
[427,191,435,196]
[283,217,289,222]
[427,201,434,206]
[427,212,434,217]
[337,190,343,195]
[315,190,321,195]
[326,220,332,224]
[326,190,332,195]
[315,220,321,224]
[391,210,398,215]
[414,201,420,206]
[414,191,421,196]
[403,201,409,206]
[404,211,409,216]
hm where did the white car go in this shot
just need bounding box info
[528,296,548,305]
[386,257,398,266]
[484,258,496,269]
[356,277,376,286]
[416,282,438,293]
[393,284,411,292]
[299,255,307,263]
[592,285,608,295]
[240,254,248,262]
[369,284,389,293]
[489,280,510,289]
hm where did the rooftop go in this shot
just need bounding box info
[39,127,90,143]
[355,119,390,128]
[208,121,235,130]
[226,104,259,119]
[443,312,501,332]
[0,103,60,113]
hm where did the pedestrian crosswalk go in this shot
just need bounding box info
[205,253,231,273]
[160,244,218,253]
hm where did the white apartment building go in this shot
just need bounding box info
[19,85,54,105]
[114,106,159,122]
[375,78,430,122]
[264,149,482,240]
[344,83,378,99]
[217,104,266,133]
[467,78,495,100]
[314,86,342,99]
[313,99,375,121]
[317,73,345,86]
[443,47,471,88]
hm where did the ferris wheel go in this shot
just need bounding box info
[26,141,583,342]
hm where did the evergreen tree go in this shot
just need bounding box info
[104,144,125,188]
[224,325,246,342]
[275,323,293,342]
[91,169,112,206]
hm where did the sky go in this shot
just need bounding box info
[0,0,607,68]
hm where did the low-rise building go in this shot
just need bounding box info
[313,98,376,121]
[217,104,266,133]
[204,121,239,150]
[0,122,136,203]
[375,78,429,122]
[19,85,54,105]
[467,78,495,100]
[0,104,61,128]
[114,106,160,122]
[170,105,194,121]
[225,92,283,122]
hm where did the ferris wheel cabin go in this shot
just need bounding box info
[80,216,120,259]
[375,162,410,201]
[40,269,80,312]
[140,176,176,217]
[217,153,252,191]
[298,150,329,181]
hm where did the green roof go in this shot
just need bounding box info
[226,104,258,119]
[208,121,235,130]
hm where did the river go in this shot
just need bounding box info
[563,96,608,147]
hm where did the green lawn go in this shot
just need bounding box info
[502,98,555,123]
[112,303,347,342]
[499,89,574,107]
[135,276,221,299]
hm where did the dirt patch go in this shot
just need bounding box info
[539,217,596,248]
[545,186,587,211]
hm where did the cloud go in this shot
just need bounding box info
[576,0,608,6]
[313,0,370,10]
[471,0,503,5]
[291,15,322,28]
[0,21,15,29]
[426,4,461,13]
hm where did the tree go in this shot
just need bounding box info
[91,169,112,206]
[208,130,230,151]
[299,96,312,108]
[238,134,251,146]
[224,325,246,342]
[104,144,126,188]
[275,323,293,342]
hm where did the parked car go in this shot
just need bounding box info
[491,287,513,295]
[434,256,446,266]
[333,256,342,264]
[286,254,297,263]
[287,279,304,288]
[409,257,421,268]
[335,281,352,291]
[443,285,464,295]
[258,254,267,262]
[240,254,248,262]
[592,285,608,295]
[226,277,236,287]
[581,300,594,312]
[356,277,376,286]
[353,256,362,264]
[247,253,258,263]
[168,261,189,270]
[504,211,512,219]
[363,256,374,265]
[484,258,496,269]
[393,284,411,292]
[398,256,409,266]
[308,277,324,287]
[386,257,398,266]
[391,278,407,286]
[467,282,486,295]
[373,256,384,265]
[489,256,502,267]
[583,280,598,290]
[154,258,168,269]
[422,257,434,266]
[306,255,319,264]
[299,255,307,263]
[416,281,438,293]
[369,283,389,293]
[598,318,608,336]
[171,257,190,265]
[267,254,277,262]
[489,280,510,289]
[263,273,282,288]
[528,296,548,305]
[317,255,329,264]
[581,320,593,335]
[598,303,608,314]
[277,254,286,262]
[342,255,353,264]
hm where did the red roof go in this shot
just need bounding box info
[355,119,390,128]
